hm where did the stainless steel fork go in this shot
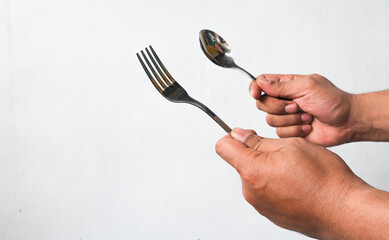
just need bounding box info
[136,45,231,133]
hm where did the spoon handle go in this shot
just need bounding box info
[234,65,256,80]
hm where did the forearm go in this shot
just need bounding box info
[348,90,389,142]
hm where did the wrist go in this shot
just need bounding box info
[316,177,389,240]
[345,93,371,142]
[334,183,389,239]
[346,91,389,142]
[311,176,367,239]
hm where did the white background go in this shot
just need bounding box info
[1,0,389,239]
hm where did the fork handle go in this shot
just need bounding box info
[212,115,232,133]
[186,97,232,133]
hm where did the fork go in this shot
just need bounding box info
[136,45,231,133]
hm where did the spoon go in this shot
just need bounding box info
[199,29,256,80]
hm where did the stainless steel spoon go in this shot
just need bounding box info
[199,29,256,80]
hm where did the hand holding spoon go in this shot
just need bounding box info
[199,29,256,80]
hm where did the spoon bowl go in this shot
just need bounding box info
[199,29,256,80]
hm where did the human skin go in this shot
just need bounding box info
[249,74,389,146]
[216,128,389,239]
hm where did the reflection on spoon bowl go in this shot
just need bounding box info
[199,29,256,80]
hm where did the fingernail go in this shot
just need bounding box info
[231,128,252,143]
[285,103,297,113]
[249,88,254,98]
[301,113,312,122]
[259,75,273,84]
[302,124,311,132]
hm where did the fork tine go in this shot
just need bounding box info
[140,51,168,90]
[145,47,173,86]
[136,52,163,93]
[149,45,176,83]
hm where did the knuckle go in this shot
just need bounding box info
[266,114,276,126]
[291,126,302,135]
[245,134,263,151]
[278,82,288,96]
[257,74,266,80]
[304,76,317,89]
[276,126,301,138]
[242,188,255,205]
[256,100,264,110]
[253,140,264,151]
[215,139,224,155]
[241,172,267,205]
[240,167,257,187]
[276,127,284,137]
[259,97,285,114]
[296,114,304,123]
[310,73,321,78]
[276,127,289,138]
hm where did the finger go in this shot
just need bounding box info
[257,74,310,99]
[256,95,299,114]
[266,113,313,127]
[230,128,284,152]
[249,80,262,100]
[252,74,303,100]
[215,132,261,171]
[257,74,305,83]
[216,128,283,169]
[247,129,257,135]
[279,74,300,82]
[276,125,312,138]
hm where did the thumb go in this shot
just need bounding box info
[215,128,263,171]
[257,74,309,99]
[216,128,283,171]
[231,128,282,153]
